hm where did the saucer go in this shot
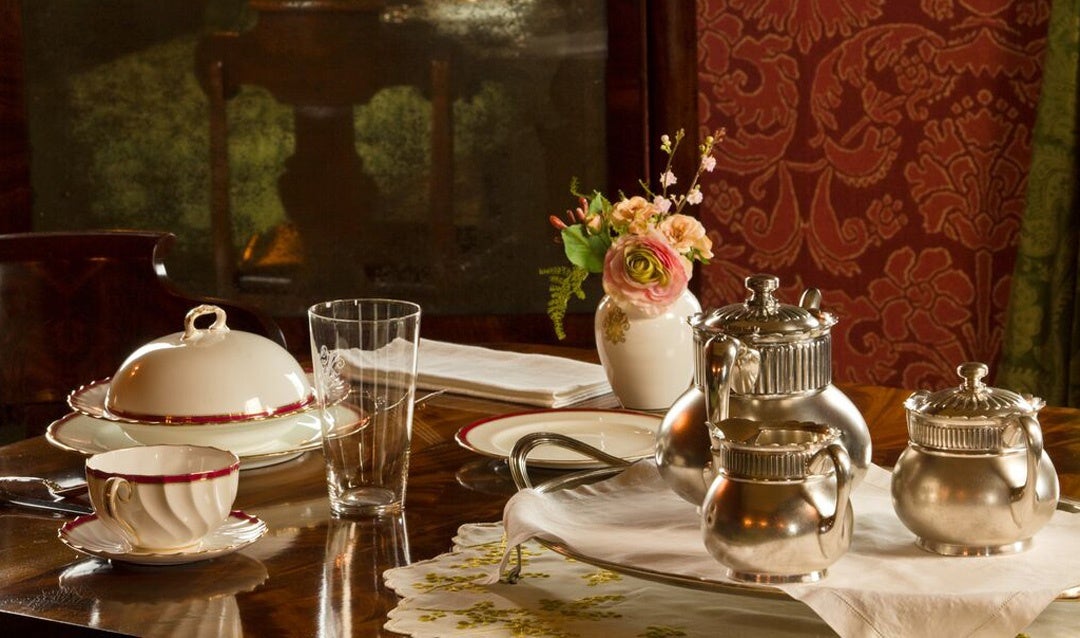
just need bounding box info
[46,408,331,470]
[58,510,268,566]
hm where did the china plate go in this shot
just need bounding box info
[67,375,316,424]
[46,408,331,470]
[455,409,661,469]
[59,510,267,566]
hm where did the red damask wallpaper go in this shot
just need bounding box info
[695,0,1051,390]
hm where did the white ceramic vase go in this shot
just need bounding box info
[594,289,702,411]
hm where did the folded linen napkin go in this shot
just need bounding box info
[414,339,612,408]
[501,461,1080,638]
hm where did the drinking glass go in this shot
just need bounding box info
[308,299,421,516]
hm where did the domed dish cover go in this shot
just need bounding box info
[904,362,1044,451]
[103,305,314,424]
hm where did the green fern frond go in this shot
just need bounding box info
[539,265,590,340]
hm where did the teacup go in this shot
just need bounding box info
[85,444,240,551]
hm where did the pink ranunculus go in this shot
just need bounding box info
[602,233,689,315]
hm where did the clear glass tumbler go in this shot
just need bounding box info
[308,299,421,516]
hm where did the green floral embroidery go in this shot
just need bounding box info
[413,539,549,592]
[537,594,625,620]
[452,538,537,570]
[414,571,489,594]
[582,568,622,586]
[419,595,626,637]
[417,610,447,622]
[640,626,688,638]
[635,626,686,634]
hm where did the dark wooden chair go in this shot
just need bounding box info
[0,231,284,441]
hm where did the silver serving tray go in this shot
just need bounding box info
[509,432,1080,601]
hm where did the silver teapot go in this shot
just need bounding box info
[657,274,871,504]
[701,420,853,583]
[891,362,1059,556]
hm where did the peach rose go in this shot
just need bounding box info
[659,214,713,260]
[610,196,659,235]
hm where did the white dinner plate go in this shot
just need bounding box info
[46,408,335,470]
[59,510,267,566]
[455,409,661,469]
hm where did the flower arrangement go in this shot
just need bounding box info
[541,128,724,338]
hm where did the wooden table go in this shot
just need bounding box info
[0,361,1078,636]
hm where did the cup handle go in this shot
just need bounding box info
[102,476,141,547]
[813,441,852,561]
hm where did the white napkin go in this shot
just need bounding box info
[416,339,612,408]
[502,461,1080,638]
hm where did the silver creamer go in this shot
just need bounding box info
[701,420,853,583]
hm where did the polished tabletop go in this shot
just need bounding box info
[0,347,1078,636]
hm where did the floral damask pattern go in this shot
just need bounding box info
[696,0,1050,389]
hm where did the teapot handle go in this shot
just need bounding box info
[814,441,852,561]
[1009,414,1049,527]
[703,334,742,426]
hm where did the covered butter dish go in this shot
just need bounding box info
[70,304,314,425]
[891,362,1059,556]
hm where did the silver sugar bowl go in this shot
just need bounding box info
[702,420,853,583]
[891,362,1059,556]
[658,273,871,505]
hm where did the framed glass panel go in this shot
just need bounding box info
[19,0,627,331]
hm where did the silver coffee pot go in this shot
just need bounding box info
[657,274,872,504]
[891,362,1059,556]
[701,420,853,583]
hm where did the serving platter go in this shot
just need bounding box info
[455,409,660,469]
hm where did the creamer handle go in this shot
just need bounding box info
[815,441,852,560]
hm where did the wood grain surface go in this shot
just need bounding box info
[0,358,1076,636]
